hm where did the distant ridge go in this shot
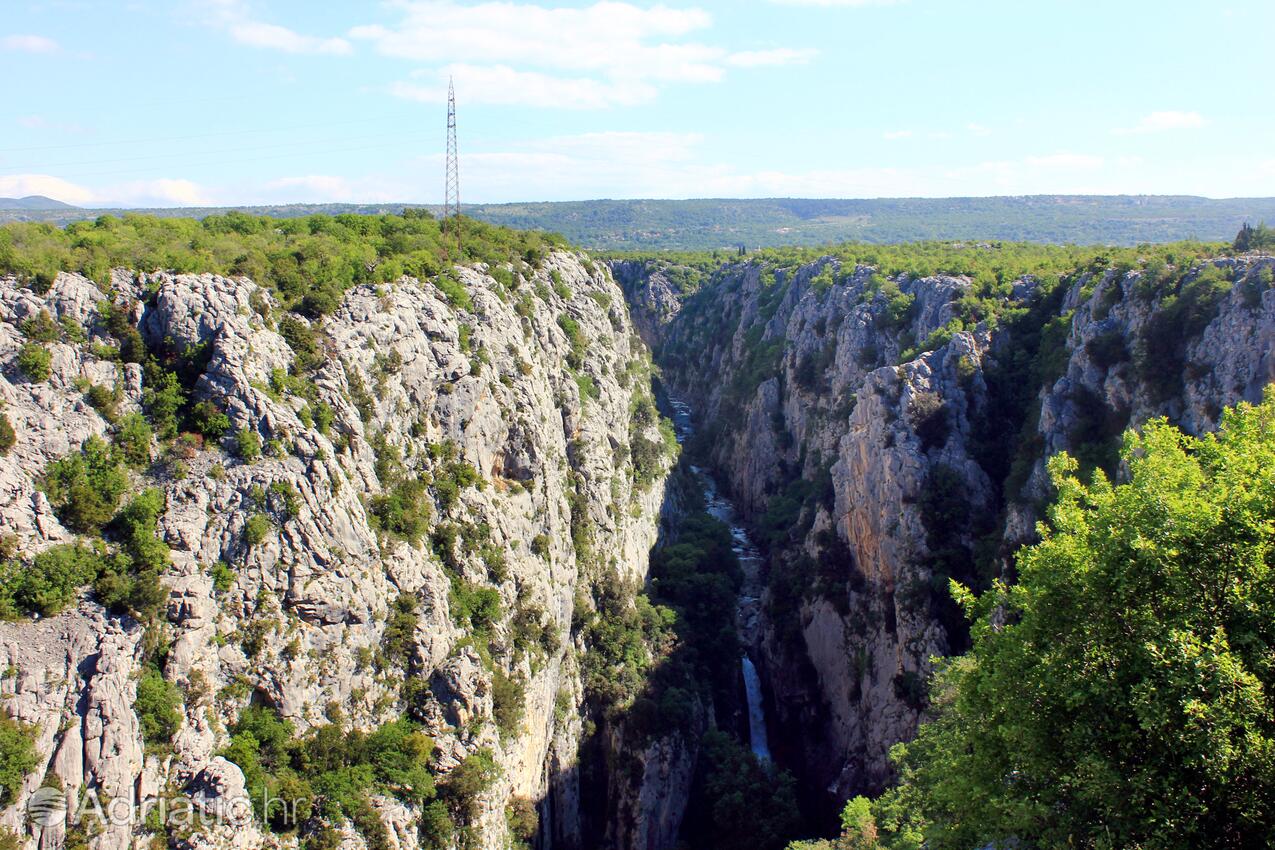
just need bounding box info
[0,195,78,211]
[3,195,1273,250]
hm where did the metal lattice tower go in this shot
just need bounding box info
[444,77,461,255]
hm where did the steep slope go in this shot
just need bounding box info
[0,251,679,850]
[623,248,1275,810]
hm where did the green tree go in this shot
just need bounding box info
[134,666,183,748]
[877,388,1275,850]
[0,712,37,806]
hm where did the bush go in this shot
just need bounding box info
[42,436,128,533]
[236,429,262,462]
[0,413,14,455]
[17,343,51,381]
[135,666,183,748]
[211,561,235,593]
[2,543,100,617]
[244,513,272,546]
[223,707,437,839]
[113,412,153,468]
[0,712,37,806]
[491,670,526,738]
[20,310,60,343]
[189,400,230,439]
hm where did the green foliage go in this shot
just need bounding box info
[491,669,526,738]
[42,436,128,533]
[236,429,262,462]
[0,712,37,807]
[189,400,230,439]
[877,390,1275,850]
[112,412,153,468]
[435,271,474,313]
[0,413,14,455]
[1234,221,1275,252]
[440,747,499,830]
[0,542,99,617]
[94,488,170,618]
[685,730,803,850]
[17,342,51,381]
[210,561,235,593]
[244,513,272,546]
[557,314,587,368]
[223,706,436,838]
[381,593,419,666]
[20,310,60,343]
[134,666,183,748]
[1137,263,1234,402]
[368,479,430,543]
[0,213,563,316]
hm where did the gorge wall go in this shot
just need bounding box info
[620,251,1275,809]
[0,252,686,850]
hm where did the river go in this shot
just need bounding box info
[667,398,772,762]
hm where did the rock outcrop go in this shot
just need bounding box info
[630,252,1275,807]
[0,252,675,850]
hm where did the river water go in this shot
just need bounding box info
[667,398,772,762]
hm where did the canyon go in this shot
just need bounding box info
[0,225,1272,850]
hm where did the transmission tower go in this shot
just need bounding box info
[444,77,462,256]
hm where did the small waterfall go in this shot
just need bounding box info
[741,655,772,762]
[668,395,774,763]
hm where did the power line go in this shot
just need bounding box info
[444,77,462,257]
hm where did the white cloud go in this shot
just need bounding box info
[1114,111,1206,135]
[1,34,60,53]
[201,0,351,55]
[726,48,817,67]
[966,122,992,137]
[883,130,913,140]
[767,0,900,6]
[394,65,658,109]
[0,174,96,205]
[0,174,215,208]
[354,1,812,108]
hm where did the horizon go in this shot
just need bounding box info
[3,1,1274,208]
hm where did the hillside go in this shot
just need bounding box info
[5,196,1275,250]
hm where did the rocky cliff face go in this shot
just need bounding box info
[0,253,678,850]
[629,252,1275,807]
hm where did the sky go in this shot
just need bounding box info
[1,0,1273,207]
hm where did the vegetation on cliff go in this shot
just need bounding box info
[0,211,565,315]
[850,389,1275,849]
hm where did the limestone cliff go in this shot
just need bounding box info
[0,252,677,850]
[630,252,1275,807]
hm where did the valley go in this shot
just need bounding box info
[0,212,1271,850]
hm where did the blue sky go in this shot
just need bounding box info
[2,0,1272,206]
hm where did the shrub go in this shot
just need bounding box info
[244,514,272,546]
[20,310,60,343]
[189,400,230,439]
[381,593,419,665]
[211,561,235,593]
[0,712,37,807]
[135,666,183,748]
[113,412,153,468]
[236,429,262,462]
[6,543,101,617]
[0,413,14,455]
[42,436,128,533]
[491,670,526,738]
[17,343,51,381]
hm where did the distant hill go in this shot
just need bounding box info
[4,195,1274,250]
[0,195,78,211]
